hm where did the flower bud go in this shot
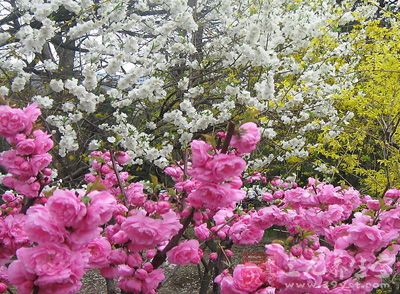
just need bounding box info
[143,262,153,272]
[302,248,314,260]
[209,252,218,261]
[135,268,148,280]
[127,253,143,268]
[0,283,7,293]
[290,245,302,257]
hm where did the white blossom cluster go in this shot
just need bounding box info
[0,0,370,170]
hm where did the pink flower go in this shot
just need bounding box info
[347,224,383,252]
[109,249,127,264]
[0,151,32,179]
[210,252,218,261]
[116,264,134,277]
[379,207,400,231]
[126,183,146,206]
[165,165,184,181]
[22,103,41,133]
[8,243,85,293]
[252,206,285,229]
[1,176,40,198]
[156,201,170,214]
[16,139,36,155]
[121,213,163,251]
[284,187,318,208]
[230,122,261,154]
[0,283,7,293]
[118,268,165,294]
[214,209,234,225]
[384,188,400,199]
[46,189,87,228]
[366,199,380,211]
[325,224,351,246]
[111,230,129,244]
[0,105,29,138]
[191,154,246,182]
[265,244,289,269]
[32,130,53,154]
[84,191,116,226]
[69,226,102,247]
[187,183,245,210]
[24,205,66,244]
[194,223,210,240]
[7,260,35,294]
[232,264,265,292]
[215,271,247,294]
[167,240,203,265]
[4,214,29,248]
[118,277,142,293]
[127,253,143,268]
[142,269,165,293]
[87,237,112,269]
[159,211,183,238]
[324,250,355,280]
[30,153,52,175]
[115,151,130,165]
[262,192,273,201]
[191,140,212,167]
[229,216,264,245]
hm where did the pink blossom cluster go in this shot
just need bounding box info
[230,122,261,154]
[85,150,131,196]
[7,189,117,293]
[0,212,28,266]
[214,183,400,293]
[97,199,184,292]
[2,103,400,294]
[179,140,246,211]
[83,151,185,292]
[0,104,53,198]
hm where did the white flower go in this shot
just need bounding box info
[107,137,116,143]
[0,86,9,96]
[11,76,27,92]
[32,95,53,108]
[49,79,64,92]
[88,140,100,150]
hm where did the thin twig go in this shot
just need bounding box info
[221,122,235,154]
[110,150,128,206]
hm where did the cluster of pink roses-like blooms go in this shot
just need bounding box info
[0,104,121,293]
[7,189,117,294]
[0,104,53,198]
[1,103,400,294]
[214,180,400,293]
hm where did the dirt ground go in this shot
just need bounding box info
[79,265,200,294]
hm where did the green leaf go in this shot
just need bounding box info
[87,178,107,193]
[81,196,91,205]
[167,188,176,196]
[201,134,217,147]
[43,187,57,198]
[150,174,159,186]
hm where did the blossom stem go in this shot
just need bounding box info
[21,197,35,214]
[109,150,128,207]
[151,208,195,268]
[221,122,235,154]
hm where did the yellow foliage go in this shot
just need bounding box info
[316,20,400,195]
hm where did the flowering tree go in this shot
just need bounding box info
[0,0,364,181]
[0,103,399,294]
[1,0,400,293]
